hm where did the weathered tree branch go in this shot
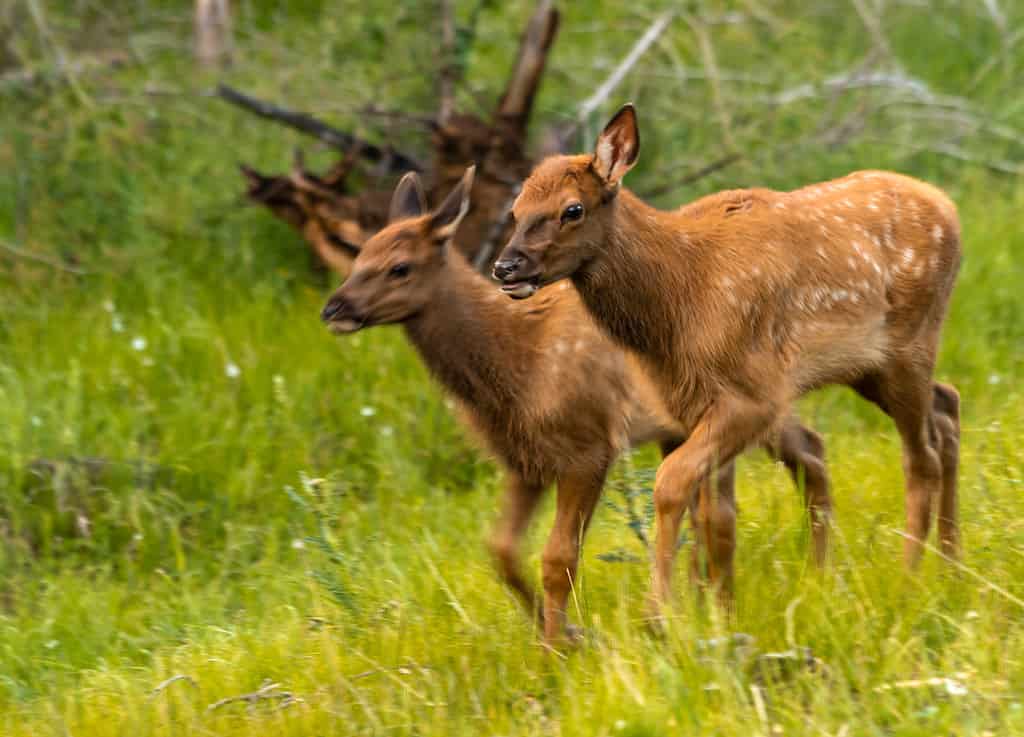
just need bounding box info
[438,0,457,125]
[216,84,422,173]
[0,239,88,274]
[495,0,560,134]
[558,11,675,147]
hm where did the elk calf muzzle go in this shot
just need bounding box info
[320,296,349,323]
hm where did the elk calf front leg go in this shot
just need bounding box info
[488,476,545,621]
[650,396,779,616]
[541,463,607,643]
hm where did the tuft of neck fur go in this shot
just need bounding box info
[403,251,536,419]
[574,190,699,366]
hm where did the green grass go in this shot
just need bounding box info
[1,1,1023,734]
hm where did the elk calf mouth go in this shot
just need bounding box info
[326,317,364,334]
[500,276,541,299]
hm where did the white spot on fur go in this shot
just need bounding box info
[932,224,943,243]
[816,245,827,259]
[847,257,857,269]
[560,281,569,290]
[868,202,879,212]
[901,248,914,266]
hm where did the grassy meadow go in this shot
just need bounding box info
[1,1,1023,734]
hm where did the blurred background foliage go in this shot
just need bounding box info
[1,2,1023,734]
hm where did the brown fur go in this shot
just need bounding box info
[322,169,832,642]
[495,105,962,615]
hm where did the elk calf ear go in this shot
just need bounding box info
[428,165,475,242]
[592,103,640,186]
[389,172,428,223]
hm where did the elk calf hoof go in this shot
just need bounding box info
[541,623,589,652]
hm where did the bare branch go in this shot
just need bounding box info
[851,0,894,61]
[150,674,197,698]
[195,0,232,67]
[216,84,423,173]
[640,153,744,200]
[438,0,457,125]
[495,0,560,132]
[207,681,303,712]
[688,14,736,151]
[0,239,88,274]
[0,50,130,90]
[560,11,675,145]
[473,186,520,273]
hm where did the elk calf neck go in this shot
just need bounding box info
[494,105,962,613]
[321,167,833,641]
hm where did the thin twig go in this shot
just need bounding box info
[215,84,422,172]
[206,680,303,712]
[0,51,131,90]
[150,674,197,698]
[640,153,744,200]
[688,14,736,151]
[851,0,894,61]
[0,240,89,274]
[559,11,675,145]
[473,186,520,273]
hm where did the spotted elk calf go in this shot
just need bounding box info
[321,167,832,642]
[494,105,962,616]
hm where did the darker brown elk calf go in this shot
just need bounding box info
[321,167,832,642]
[494,105,961,616]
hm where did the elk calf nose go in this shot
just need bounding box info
[493,254,525,281]
[320,297,347,322]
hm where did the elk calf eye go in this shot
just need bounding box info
[561,203,584,223]
[389,263,411,278]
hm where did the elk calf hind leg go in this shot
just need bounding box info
[649,397,777,616]
[488,477,546,621]
[932,382,961,558]
[880,370,944,567]
[767,422,832,567]
[688,462,738,608]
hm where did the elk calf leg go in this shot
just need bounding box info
[932,382,961,558]
[650,396,778,615]
[766,421,832,567]
[888,385,944,568]
[488,476,545,620]
[541,464,606,643]
[688,462,738,607]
